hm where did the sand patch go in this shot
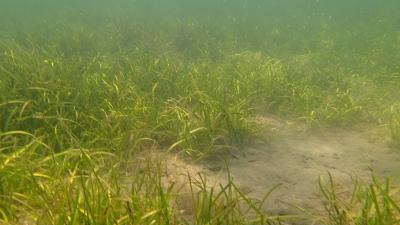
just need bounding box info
[134,115,400,223]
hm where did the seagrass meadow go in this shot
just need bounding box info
[1,0,400,224]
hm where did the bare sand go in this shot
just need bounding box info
[137,115,400,223]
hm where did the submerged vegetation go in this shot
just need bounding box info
[1,0,400,224]
[318,174,400,225]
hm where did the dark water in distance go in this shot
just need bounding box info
[1,0,399,22]
[0,0,399,62]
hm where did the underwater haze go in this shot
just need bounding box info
[1,0,400,224]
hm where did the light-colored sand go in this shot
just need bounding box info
[142,115,400,220]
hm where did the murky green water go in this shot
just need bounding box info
[1,0,399,57]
